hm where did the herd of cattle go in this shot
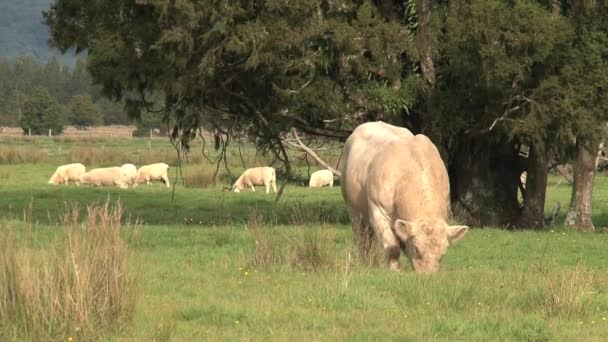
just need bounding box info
[47,121,468,273]
[48,162,171,189]
[48,163,335,192]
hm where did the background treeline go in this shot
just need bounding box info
[0,55,167,135]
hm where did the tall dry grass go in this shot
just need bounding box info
[181,166,224,188]
[245,212,335,271]
[537,263,596,318]
[0,146,47,164]
[0,202,139,340]
[69,146,184,167]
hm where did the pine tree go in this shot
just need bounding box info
[68,94,102,128]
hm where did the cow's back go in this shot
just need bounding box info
[341,121,414,215]
[366,134,450,221]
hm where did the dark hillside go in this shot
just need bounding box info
[0,0,76,66]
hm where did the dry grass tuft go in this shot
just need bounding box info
[245,212,336,271]
[182,166,223,188]
[287,229,333,271]
[538,264,595,318]
[246,213,282,269]
[0,146,47,164]
[0,201,139,340]
[69,146,125,166]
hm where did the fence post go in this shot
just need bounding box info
[48,129,52,137]
[28,128,31,136]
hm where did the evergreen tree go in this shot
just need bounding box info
[97,98,131,125]
[19,87,65,135]
[68,94,102,128]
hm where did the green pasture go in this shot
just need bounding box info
[1,137,608,341]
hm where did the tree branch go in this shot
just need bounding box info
[292,117,351,140]
[285,128,342,177]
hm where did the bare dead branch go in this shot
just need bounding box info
[291,117,351,140]
[287,128,342,177]
[272,78,313,94]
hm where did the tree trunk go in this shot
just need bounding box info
[419,0,436,91]
[450,138,521,227]
[518,144,549,228]
[551,0,560,16]
[565,141,597,231]
[448,0,457,18]
[572,0,586,16]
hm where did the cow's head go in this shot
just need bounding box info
[48,175,58,185]
[393,219,468,273]
[132,173,144,187]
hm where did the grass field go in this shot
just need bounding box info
[1,136,608,341]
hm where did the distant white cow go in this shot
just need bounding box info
[48,163,86,186]
[233,167,277,194]
[134,163,170,188]
[79,167,131,189]
[121,163,137,186]
[341,121,468,273]
[309,169,334,188]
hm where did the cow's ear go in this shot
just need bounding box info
[447,225,469,244]
[394,219,416,241]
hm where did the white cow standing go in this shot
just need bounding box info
[134,163,170,188]
[232,167,277,194]
[341,121,468,273]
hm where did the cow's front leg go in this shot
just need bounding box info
[369,207,401,271]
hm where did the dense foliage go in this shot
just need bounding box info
[44,0,421,146]
[19,87,65,135]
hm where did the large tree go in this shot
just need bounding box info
[44,0,608,228]
[563,6,608,231]
[44,1,420,147]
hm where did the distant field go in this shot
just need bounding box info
[1,136,608,341]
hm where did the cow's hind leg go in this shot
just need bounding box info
[161,175,170,188]
[348,208,374,264]
[264,181,270,194]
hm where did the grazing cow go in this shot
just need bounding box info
[79,167,131,189]
[341,121,468,273]
[121,163,137,186]
[309,169,334,188]
[233,167,277,194]
[134,163,170,188]
[48,163,86,185]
